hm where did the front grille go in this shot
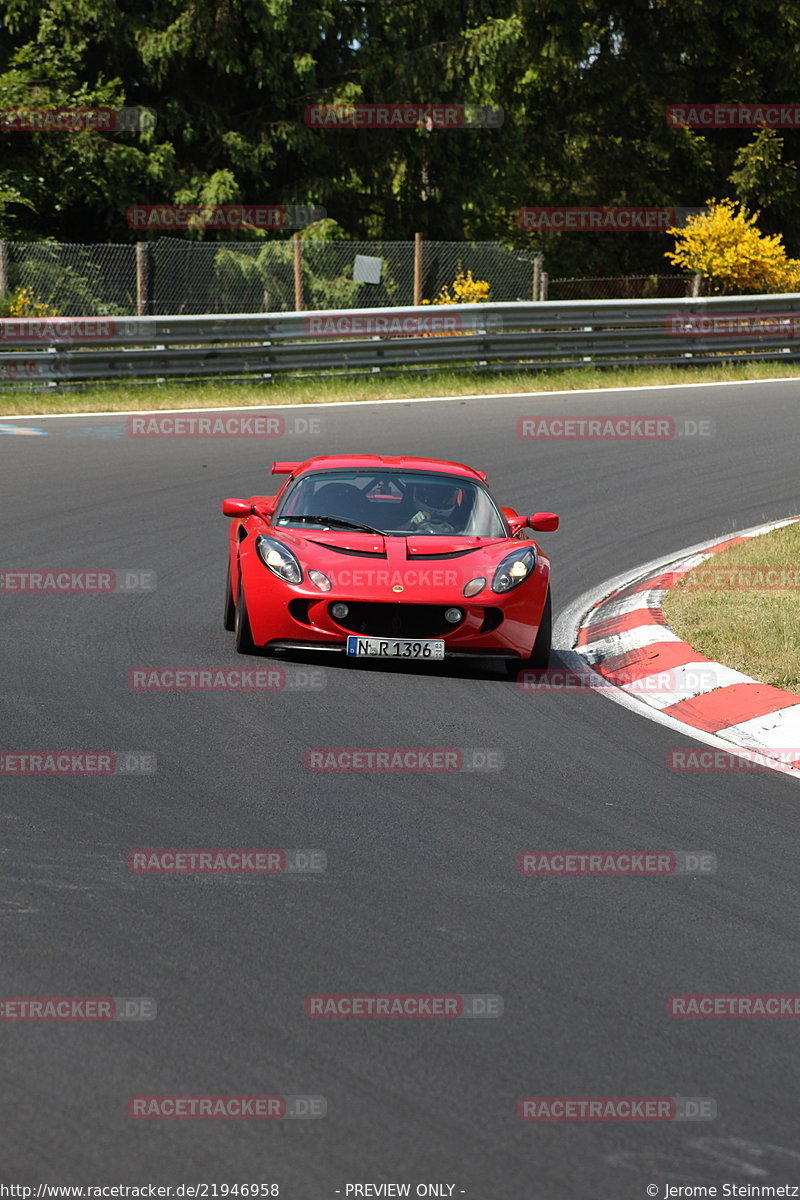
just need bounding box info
[329,602,463,637]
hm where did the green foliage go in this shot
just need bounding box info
[729,129,800,241]
[7,244,128,313]
[0,184,34,236]
[4,0,800,279]
[212,234,363,313]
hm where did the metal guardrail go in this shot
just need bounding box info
[2,295,800,385]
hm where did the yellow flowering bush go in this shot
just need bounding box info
[424,268,491,305]
[6,286,60,317]
[420,269,492,335]
[666,199,800,294]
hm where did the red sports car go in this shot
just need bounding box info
[221,455,558,675]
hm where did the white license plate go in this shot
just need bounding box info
[346,636,445,660]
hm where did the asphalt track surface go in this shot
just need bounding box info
[2,380,800,1197]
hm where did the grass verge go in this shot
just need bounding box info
[3,360,800,416]
[662,521,800,692]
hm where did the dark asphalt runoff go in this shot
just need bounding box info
[2,379,800,1198]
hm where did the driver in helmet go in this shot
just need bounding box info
[403,480,463,534]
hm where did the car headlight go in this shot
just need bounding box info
[492,547,536,593]
[256,535,302,584]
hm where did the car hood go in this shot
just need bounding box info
[264,526,534,596]
[272,528,511,556]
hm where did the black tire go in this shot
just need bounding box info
[506,588,552,677]
[234,583,259,655]
[223,561,236,632]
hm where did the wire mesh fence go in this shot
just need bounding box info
[0,238,692,315]
[0,242,139,316]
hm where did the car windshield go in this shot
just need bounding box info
[273,469,507,538]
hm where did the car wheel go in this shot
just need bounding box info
[234,583,259,655]
[505,588,552,677]
[223,561,236,631]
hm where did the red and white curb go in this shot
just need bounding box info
[554,517,800,780]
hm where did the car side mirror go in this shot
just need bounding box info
[528,512,559,532]
[221,498,253,517]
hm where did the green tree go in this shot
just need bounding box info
[3,0,800,284]
[729,128,800,246]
